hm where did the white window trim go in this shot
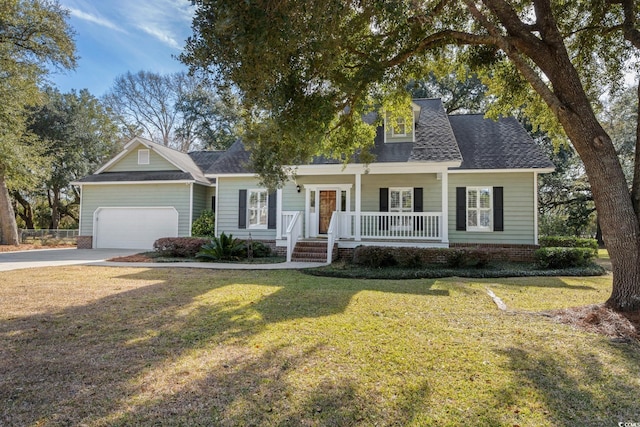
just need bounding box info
[247,189,268,229]
[467,186,493,232]
[138,149,150,165]
[389,187,413,212]
[391,116,407,137]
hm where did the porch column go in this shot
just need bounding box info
[304,187,310,238]
[276,188,283,239]
[441,170,449,244]
[355,172,361,241]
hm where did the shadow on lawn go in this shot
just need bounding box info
[493,344,640,426]
[0,269,439,426]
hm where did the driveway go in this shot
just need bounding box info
[0,248,142,272]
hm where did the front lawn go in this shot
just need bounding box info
[1,267,638,426]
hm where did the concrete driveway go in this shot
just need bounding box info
[0,248,143,272]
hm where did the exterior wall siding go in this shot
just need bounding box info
[192,184,208,222]
[107,144,179,172]
[79,183,192,237]
[361,173,441,212]
[447,172,535,244]
[216,176,277,240]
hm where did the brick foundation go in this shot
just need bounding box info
[77,235,93,249]
[449,243,539,262]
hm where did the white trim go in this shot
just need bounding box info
[188,183,193,237]
[389,187,413,212]
[77,185,83,236]
[303,183,353,191]
[214,181,220,237]
[449,168,555,174]
[533,172,539,245]
[247,188,269,229]
[95,136,190,174]
[303,184,352,237]
[441,171,448,243]
[466,187,493,232]
[276,188,283,238]
[355,173,362,241]
[137,149,150,165]
[337,240,449,249]
[70,180,214,186]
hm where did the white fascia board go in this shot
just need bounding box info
[95,136,189,174]
[448,167,555,174]
[71,180,196,186]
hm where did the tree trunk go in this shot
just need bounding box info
[0,170,20,246]
[11,190,35,229]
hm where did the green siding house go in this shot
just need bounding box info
[74,99,554,261]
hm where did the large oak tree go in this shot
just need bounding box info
[182,0,640,311]
[0,0,76,244]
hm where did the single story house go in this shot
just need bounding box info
[73,98,554,262]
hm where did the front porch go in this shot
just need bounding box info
[278,210,449,263]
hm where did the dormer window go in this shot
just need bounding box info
[391,117,407,136]
[138,149,150,165]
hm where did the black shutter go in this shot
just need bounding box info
[413,188,423,212]
[379,188,389,231]
[494,186,504,232]
[267,191,277,229]
[413,187,423,231]
[211,196,216,212]
[238,189,247,229]
[456,187,466,231]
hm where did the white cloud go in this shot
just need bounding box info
[127,1,195,50]
[67,7,127,33]
[137,25,181,50]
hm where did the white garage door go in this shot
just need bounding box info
[95,207,179,249]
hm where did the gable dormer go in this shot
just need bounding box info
[383,102,421,143]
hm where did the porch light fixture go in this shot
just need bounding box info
[296,185,301,193]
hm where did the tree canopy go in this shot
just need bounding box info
[0,0,76,244]
[183,0,640,311]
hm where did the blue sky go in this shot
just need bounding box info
[50,0,195,97]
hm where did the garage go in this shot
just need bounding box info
[94,207,179,249]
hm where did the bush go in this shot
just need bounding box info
[192,210,216,237]
[394,247,423,268]
[352,246,397,268]
[539,236,598,253]
[445,248,491,269]
[535,247,595,269]
[245,240,273,258]
[153,237,209,258]
[196,232,246,261]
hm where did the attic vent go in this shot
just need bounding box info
[138,149,150,165]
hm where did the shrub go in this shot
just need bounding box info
[535,247,595,269]
[196,232,246,261]
[445,248,491,269]
[539,236,598,253]
[352,246,397,268]
[245,240,273,258]
[394,247,423,268]
[192,210,216,237]
[153,237,209,257]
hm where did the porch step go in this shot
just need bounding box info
[291,241,338,263]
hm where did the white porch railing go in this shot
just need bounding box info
[338,212,442,240]
[279,211,298,239]
[285,211,303,262]
[326,211,338,263]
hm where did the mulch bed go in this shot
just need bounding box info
[108,253,156,262]
[548,304,640,342]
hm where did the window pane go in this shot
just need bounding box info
[480,189,491,208]
[402,190,412,210]
[467,210,477,227]
[467,190,477,208]
[248,190,267,226]
[480,211,491,227]
[390,191,400,210]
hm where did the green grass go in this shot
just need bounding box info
[0,266,637,426]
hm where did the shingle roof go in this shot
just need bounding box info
[76,171,195,183]
[409,99,462,162]
[449,114,555,170]
[141,139,210,184]
[189,150,226,172]
[204,139,252,174]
